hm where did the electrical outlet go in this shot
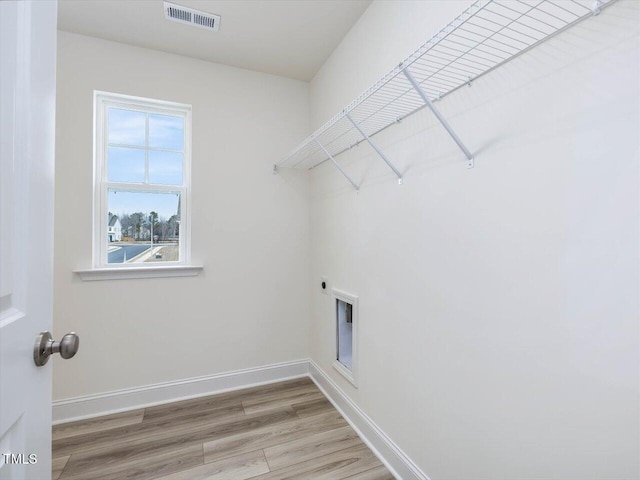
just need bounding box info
[320,276,329,295]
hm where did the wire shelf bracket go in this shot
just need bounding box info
[275,0,617,186]
[402,66,474,169]
[314,137,360,190]
[346,112,403,185]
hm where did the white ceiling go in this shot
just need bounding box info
[57,0,371,81]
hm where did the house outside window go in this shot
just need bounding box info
[93,92,191,268]
[107,213,123,242]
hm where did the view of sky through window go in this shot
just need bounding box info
[149,113,184,150]
[108,108,145,146]
[108,146,145,183]
[149,150,183,185]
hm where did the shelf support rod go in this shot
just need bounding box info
[345,112,403,184]
[313,138,359,191]
[403,67,474,169]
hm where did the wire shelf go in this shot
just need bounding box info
[276,0,615,177]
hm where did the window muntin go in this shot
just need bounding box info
[94,92,191,268]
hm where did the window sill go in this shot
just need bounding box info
[74,265,203,281]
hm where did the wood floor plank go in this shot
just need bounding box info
[144,378,315,423]
[242,391,325,415]
[59,443,203,480]
[53,409,145,440]
[207,377,313,401]
[263,424,362,471]
[251,444,383,480]
[239,383,319,408]
[157,377,313,409]
[143,397,243,423]
[61,437,201,478]
[291,397,334,418]
[60,407,299,477]
[53,403,246,457]
[52,455,70,480]
[343,465,396,480]
[155,450,269,480]
[203,410,347,463]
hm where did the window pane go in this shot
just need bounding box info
[108,147,145,183]
[149,113,184,150]
[149,150,183,185]
[107,189,181,264]
[108,108,146,146]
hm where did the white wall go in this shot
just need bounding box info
[54,32,311,400]
[309,1,639,479]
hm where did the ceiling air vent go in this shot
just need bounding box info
[163,2,220,32]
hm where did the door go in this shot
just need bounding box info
[0,1,57,479]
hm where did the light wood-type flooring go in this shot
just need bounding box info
[52,377,394,480]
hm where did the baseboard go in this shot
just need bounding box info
[308,359,430,480]
[52,359,310,424]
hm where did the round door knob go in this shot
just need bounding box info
[34,331,80,366]
[55,333,80,360]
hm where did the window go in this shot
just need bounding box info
[93,92,191,269]
[333,289,358,387]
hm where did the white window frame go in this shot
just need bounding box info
[91,91,192,272]
[332,288,359,388]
